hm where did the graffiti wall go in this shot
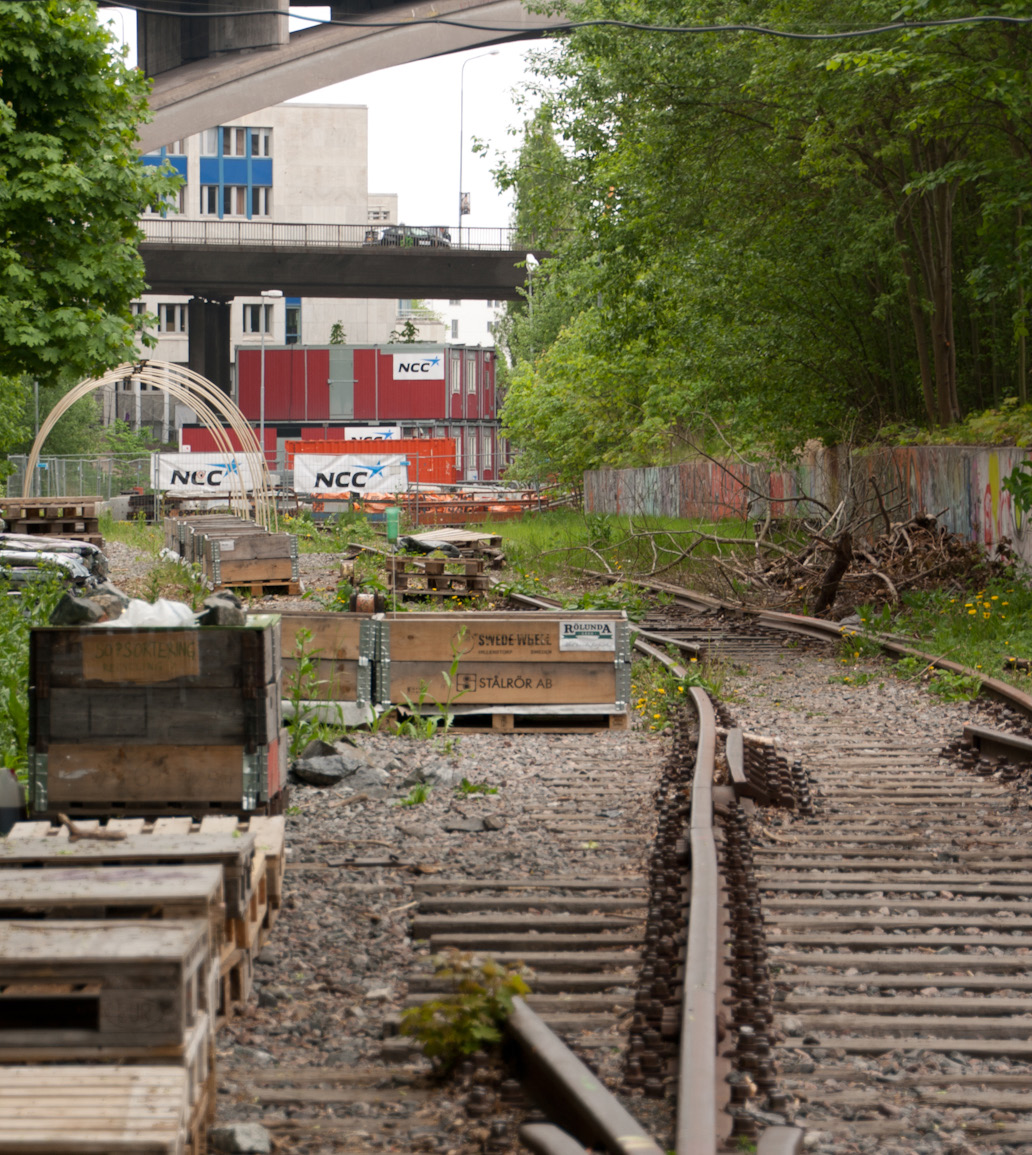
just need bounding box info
[584,445,1032,565]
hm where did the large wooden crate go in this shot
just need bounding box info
[0,920,210,1049]
[279,609,375,706]
[0,1066,192,1154]
[28,615,284,814]
[202,531,299,588]
[1,496,103,547]
[375,611,632,718]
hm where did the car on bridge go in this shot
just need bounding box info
[372,224,451,248]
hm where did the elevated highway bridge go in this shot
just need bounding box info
[105,0,562,153]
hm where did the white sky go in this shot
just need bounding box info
[104,8,550,231]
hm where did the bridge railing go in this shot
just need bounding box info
[140,218,536,253]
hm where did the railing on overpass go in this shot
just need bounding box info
[140,218,535,253]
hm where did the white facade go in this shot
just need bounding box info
[430,297,506,346]
[135,103,402,369]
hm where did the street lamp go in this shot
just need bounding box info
[259,289,283,470]
[458,49,500,247]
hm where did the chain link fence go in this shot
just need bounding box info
[5,455,152,500]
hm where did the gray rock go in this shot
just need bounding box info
[395,823,432,838]
[483,814,507,831]
[293,756,350,786]
[293,754,389,790]
[198,592,246,626]
[443,817,485,833]
[89,592,126,621]
[209,1123,272,1154]
[92,579,130,606]
[257,986,278,1008]
[405,761,462,789]
[300,738,338,759]
[325,1046,363,1066]
[49,592,105,626]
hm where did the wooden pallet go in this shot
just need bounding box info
[0,1009,215,1141]
[0,824,258,920]
[388,557,490,597]
[0,861,226,960]
[6,814,284,925]
[430,708,631,733]
[212,579,302,596]
[0,919,210,1049]
[0,1065,192,1154]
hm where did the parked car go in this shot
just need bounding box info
[377,224,451,248]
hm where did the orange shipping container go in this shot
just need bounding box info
[285,438,457,485]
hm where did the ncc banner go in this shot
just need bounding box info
[343,426,400,440]
[154,453,258,494]
[293,454,409,495]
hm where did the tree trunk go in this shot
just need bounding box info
[813,531,853,617]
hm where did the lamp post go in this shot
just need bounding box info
[259,289,283,470]
[458,49,499,247]
[525,252,539,319]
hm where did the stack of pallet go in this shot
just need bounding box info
[0,815,286,1154]
[164,514,299,596]
[27,614,287,819]
[386,555,490,600]
[1,496,103,547]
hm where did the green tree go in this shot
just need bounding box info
[0,1,178,452]
[495,0,1032,481]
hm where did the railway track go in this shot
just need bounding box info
[498,581,1032,1153]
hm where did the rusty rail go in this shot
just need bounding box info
[678,685,720,1155]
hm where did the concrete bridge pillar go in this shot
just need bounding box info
[187,298,232,396]
[139,0,289,79]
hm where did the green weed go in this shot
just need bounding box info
[399,949,531,1074]
[397,783,432,807]
[455,777,498,796]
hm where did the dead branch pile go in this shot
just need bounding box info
[739,510,1013,617]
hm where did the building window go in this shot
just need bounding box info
[449,300,461,306]
[466,360,477,393]
[242,303,273,334]
[130,302,145,316]
[285,303,301,345]
[223,186,248,216]
[201,128,219,156]
[486,320,497,335]
[451,320,459,339]
[157,304,187,333]
[251,186,271,216]
[249,127,272,157]
[224,127,247,157]
[483,432,492,471]
[200,185,219,215]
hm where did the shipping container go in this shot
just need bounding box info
[236,344,496,426]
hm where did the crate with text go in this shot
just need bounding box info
[28,615,284,815]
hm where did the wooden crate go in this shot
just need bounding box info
[28,616,283,814]
[0,920,209,1049]
[386,557,490,599]
[0,1066,191,1154]
[201,530,299,588]
[0,827,257,921]
[376,611,632,712]
[279,610,375,706]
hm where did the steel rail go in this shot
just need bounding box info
[678,685,719,1155]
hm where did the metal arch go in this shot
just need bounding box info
[22,361,274,528]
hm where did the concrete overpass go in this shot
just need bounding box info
[140,221,532,300]
[117,0,563,152]
[139,219,543,390]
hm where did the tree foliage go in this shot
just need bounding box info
[496,1,1032,482]
[0,1,178,453]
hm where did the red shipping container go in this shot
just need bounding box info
[179,425,275,458]
[285,438,457,485]
[238,348,330,421]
